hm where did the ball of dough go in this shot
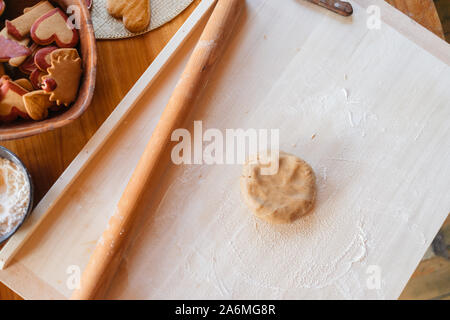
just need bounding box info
[240,151,316,224]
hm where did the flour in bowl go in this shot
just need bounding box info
[0,158,30,238]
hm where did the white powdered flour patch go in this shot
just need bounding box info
[0,158,30,237]
[212,183,369,298]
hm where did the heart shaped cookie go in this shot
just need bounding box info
[23,90,55,120]
[107,0,150,33]
[31,8,79,48]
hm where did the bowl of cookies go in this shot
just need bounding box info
[0,0,96,140]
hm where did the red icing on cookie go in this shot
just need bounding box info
[30,8,79,48]
[19,43,40,74]
[5,1,54,40]
[85,0,93,10]
[42,77,57,92]
[0,35,32,62]
[0,76,30,122]
[34,46,58,71]
[5,21,22,40]
[30,68,46,90]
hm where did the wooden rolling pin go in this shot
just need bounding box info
[71,0,244,300]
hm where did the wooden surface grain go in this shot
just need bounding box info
[0,0,448,300]
[400,216,450,300]
[434,0,450,42]
[0,0,202,300]
[71,0,243,300]
[385,0,444,39]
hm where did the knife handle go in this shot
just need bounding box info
[307,0,353,17]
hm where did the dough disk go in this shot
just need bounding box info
[240,151,316,224]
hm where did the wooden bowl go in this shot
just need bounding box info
[0,0,96,141]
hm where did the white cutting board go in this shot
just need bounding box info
[0,0,449,299]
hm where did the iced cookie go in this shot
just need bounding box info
[0,29,31,67]
[42,48,82,106]
[0,76,30,122]
[18,43,40,74]
[31,8,79,48]
[6,1,54,40]
[34,46,58,71]
[30,68,47,90]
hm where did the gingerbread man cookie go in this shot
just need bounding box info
[42,49,82,106]
[107,0,151,33]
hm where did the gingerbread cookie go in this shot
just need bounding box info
[42,49,82,106]
[23,90,55,120]
[18,43,40,74]
[30,68,47,90]
[31,8,79,48]
[0,2,83,123]
[6,1,55,40]
[0,76,30,122]
[0,29,31,67]
[107,0,151,33]
[34,46,58,71]
[15,78,34,92]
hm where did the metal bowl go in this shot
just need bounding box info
[0,146,34,245]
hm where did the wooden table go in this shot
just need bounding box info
[0,0,447,300]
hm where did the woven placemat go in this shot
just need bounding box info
[91,0,194,39]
